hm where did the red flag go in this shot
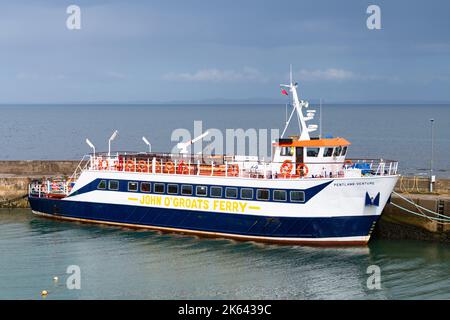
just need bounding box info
[281,89,289,96]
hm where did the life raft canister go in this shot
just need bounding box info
[137,160,148,173]
[101,159,109,170]
[164,161,175,174]
[227,164,239,176]
[177,161,189,174]
[126,159,135,172]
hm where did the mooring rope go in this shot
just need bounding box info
[391,191,450,224]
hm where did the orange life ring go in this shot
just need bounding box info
[126,159,135,172]
[164,161,175,174]
[280,160,293,177]
[177,161,189,174]
[100,159,109,170]
[227,164,239,176]
[296,163,309,177]
[344,159,353,167]
[137,160,148,173]
[154,161,161,173]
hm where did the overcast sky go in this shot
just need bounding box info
[1,0,449,103]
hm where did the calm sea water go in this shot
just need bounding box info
[1,209,450,300]
[0,104,449,177]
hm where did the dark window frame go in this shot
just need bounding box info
[181,184,193,195]
[240,188,254,200]
[128,181,138,192]
[273,190,287,202]
[324,147,334,157]
[154,183,165,194]
[225,187,238,199]
[97,180,107,190]
[256,189,270,201]
[196,185,208,197]
[140,182,151,193]
[290,191,305,203]
[108,180,119,191]
[210,186,222,198]
[306,147,320,157]
[167,184,179,195]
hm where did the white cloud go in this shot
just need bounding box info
[163,67,266,82]
[296,68,356,81]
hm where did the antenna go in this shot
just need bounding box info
[289,64,293,85]
[319,98,322,138]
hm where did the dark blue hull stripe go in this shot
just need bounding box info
[28,197,379,239]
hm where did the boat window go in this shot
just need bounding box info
[141,182,151,193]
[225,187,238,199]
[181,185,193,195]
[108,180,119,191]
[256,189,269,201]
[240,188,254,200]
[306,147,320,157]
[97,180,107,190]
[273,190,287,202]
[154,183,165,194]
[196,186,207,197]
[128,182,138,192]
[210,186,222,198]
[290,191,305,203]
[280,147,294,156]
[324,147,333,157]
[333,146,342,157]
[167,184,179,195]
[341,146,348,156]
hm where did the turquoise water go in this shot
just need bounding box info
[1,209,449,300]
[0,104,449,177]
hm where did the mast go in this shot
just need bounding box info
[280,65,313,141]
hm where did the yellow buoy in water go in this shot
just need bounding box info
[41,290,48,296]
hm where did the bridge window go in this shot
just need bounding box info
[333,146,342,157]
[240,188,253,200]
[324,147,333,157]
[290,191,305,203]
[181,185,193,195]
[273,190,287,202]
[97,180,106,190]
[141,182,151,193]
[196,186,207,197]
[108,180,119,191]
[225,187,238,199]
[128,182,138,192]
[210,186,222,198]
[256,189,269,201]
[280,146,293,156]
[154,183,165,194]
[306,147,320,157]
[168,184,179,195]
[342,146,348,156]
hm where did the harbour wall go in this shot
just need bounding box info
[0,160,449,242]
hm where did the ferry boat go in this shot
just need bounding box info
[28,73,399,245]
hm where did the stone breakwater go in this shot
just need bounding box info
[0,160,449,242]
[0,160,79,208]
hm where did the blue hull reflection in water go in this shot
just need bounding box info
[1,209,450,299]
